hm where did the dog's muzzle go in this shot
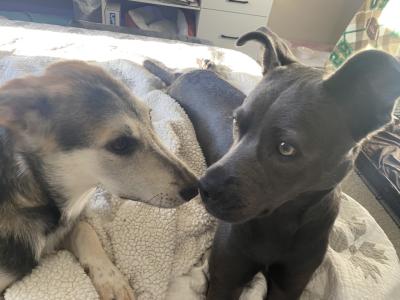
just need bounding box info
[179,185,199,201]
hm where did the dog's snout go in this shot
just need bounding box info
[199,179,214,203]
[179,185,199,201]
[198,165,230,204]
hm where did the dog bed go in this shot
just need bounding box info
[0,19,399,300]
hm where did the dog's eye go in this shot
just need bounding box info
[106,136,137,156]
[278,142,296,156]
[233,117,238,128]
[232,117,240,139]
[233,115,247,135]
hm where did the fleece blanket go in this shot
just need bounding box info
[0,19,399,300]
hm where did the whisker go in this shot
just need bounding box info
[144,193,164,214]
[146,193,159,204]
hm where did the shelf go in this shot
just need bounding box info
[128,0,201,11]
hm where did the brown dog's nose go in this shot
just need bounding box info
[179,185,199,201]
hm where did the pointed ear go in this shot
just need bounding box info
[323,50,400,141]
[236,26,297,74]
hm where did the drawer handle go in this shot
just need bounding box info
[228,0,249,4]
[220,34,239,40]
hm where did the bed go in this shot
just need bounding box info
[0,18,399,300]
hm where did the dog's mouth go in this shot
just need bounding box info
[206,207,250,223]
[203,200,250,223]
[202,195,273,223]
[119,193,185,209]
[119,194,140,201]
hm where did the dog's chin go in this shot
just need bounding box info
[203,198,274,223]
[119,194,185,209]
[203,203,251,223]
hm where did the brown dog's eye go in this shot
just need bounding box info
[278,142,296,156]
[106,136,137,156]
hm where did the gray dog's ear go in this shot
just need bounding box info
[324,50,400,141]
[236,26,296,74]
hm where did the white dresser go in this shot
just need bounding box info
[104,0,273,59]
[197,0,274,59]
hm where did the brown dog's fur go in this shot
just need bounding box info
[0,61,198,299]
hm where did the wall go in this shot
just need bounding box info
[268,0,364,46]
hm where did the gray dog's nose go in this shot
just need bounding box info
[179,185,199,201]
[198,180,213,203]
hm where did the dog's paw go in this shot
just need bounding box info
[86,263,135,300]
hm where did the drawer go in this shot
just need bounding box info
[197,9,266,59]
[202,0,273,17]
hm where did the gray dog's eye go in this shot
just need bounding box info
[233,117,238,129]
[232,117,239,138]
[278,142,296,156]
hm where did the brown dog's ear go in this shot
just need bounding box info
[324,50,400,141]
[0,105,15,128]
[0,90,52,135]
[236,26,297,74]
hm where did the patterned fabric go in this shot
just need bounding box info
[326,0,400,116]
[327,0,399,70]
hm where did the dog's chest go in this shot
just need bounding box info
[233,218,300,264]
[30,204,86,259]
[43,202,90,254]
[41,189,95,254]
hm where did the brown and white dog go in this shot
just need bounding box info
[0,61,198,299]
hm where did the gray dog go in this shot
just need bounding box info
[145,27,400,300]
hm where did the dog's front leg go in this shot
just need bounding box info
[265,251,326,300]
[207,245,261,300]
[265,266,314,300]
[207,224,261,300]
[64,221,135,300]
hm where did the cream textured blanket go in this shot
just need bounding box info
[0,19,399,300]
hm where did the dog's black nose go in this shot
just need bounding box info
[198,180,213,203]
[179,185,199,201]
